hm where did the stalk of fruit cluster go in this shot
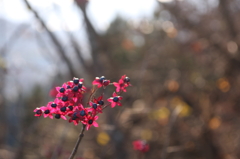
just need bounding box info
[68,124,86,159]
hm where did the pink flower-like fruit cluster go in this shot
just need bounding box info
[132,140,149,153]
[33,75,131,130]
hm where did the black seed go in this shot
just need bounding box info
[62,96,68,102]
[51,103,57,108]
[60,87,65,93]
[103,80,108,83]
[67,85,71,89]
[98,100,104,105]
[88,120,93,124]
[72,116,77,120]
[99,76,105,83]
[80,110,85,116]
[113,97,119,102]
[68,106,73,110]
[73,78,79,84]
[36,110,42,114]
[92,103,97,109]
[78,83,82,88]
[55,114,61,119]
[73,112,78,118]
[60,107,67,112]
[72,86,79,92]
[44,110,50,114]
[124,77,130,83]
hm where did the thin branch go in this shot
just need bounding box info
[0,24,29,56]
[68,124,86,159]
[51,4,91,75]
[161,106,181,159]
[68,33,90,73]
[75,0,103,75]
[23,0,76,78]
[218,0,238,39]
[87,86,98,106]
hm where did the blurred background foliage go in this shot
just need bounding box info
[1,0,240,159]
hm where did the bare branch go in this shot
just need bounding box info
[23,0,76,78]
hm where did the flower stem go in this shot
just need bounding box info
[68,124,86,159]
[87,86,98,106]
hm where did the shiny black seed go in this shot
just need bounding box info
[78,83,82,88]
[51,103,57,108]
[124,77,130,83]
[88,120,93,124]
[62,96,68,102]
[98,100,104,105]
[80,110,85,116]
[68,106,73,110]
[92,103,97,109]
[113,97,119,102]
[72,86,79,92]
[72,116,77,120]
[36,110,42,114]
[99,76,105,83]
[55,114,61,119]
[44,110,50,114]
[73,79,79,84]
[60,87,65,93]
[103,80,108,84]
[60,107,67,112]
[67,85,71,89]
[73,112,78,118]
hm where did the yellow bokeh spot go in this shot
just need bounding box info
[217,78,230,92]
[171,97,191,117]
[141,129,152,141]
[209,117,221,130]
[154,107,170,120]
[178,104,191,117]
[97,132,110,146]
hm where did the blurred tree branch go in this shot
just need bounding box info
[23,0,76,78]
[0,24,29,56]
[75,0,103,76]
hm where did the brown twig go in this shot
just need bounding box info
[87,86,98,106]
[102,103,110,110]
[68,124,86,159]
[161,106,181,159]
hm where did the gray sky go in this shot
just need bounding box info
[0,0,157,32]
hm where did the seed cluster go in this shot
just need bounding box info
[33,75,131,130]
